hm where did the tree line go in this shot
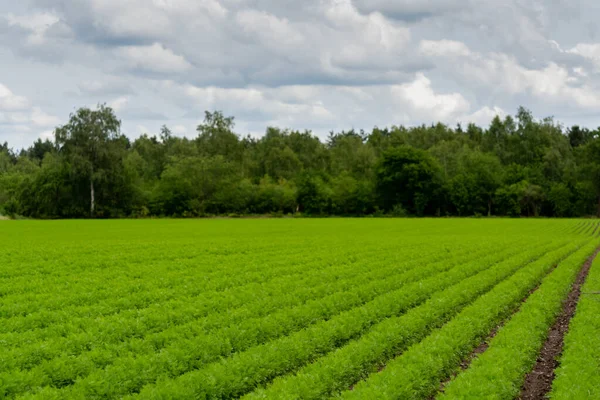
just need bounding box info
[1,105,599,219]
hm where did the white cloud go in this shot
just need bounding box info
[116,43,192,73]
[86,0,173,40]
[5,12,60,45]
[419,39,471,57]
[0,84,30,111]
[183,84,335,124]
[322,0,411,69]
[354,0,465,18]
[39,130,54,141]
[31,107,61,127]
[420,39,600,109]
[235,10,304,51]
[136,125,149,135]
[391,73,470,120]
[109,96,129,112]
[568,43,600,71]
[461,106,507,126]
[77,78,135,96]
[4,0,600,145]
[172,125,188,135]
[159,72,497,136]
[0,83,60,148]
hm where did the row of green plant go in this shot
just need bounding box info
[438,238,599,398]
[240,241,569,399]
[0,243,479,355]
[16,240,516,399]
[0,219,589,399]
[0,239,492,383]
[114,241,569,399]
[550,255,600,399]
[0,241,396,334]
[340,238,595,399]
[0,234,367,297]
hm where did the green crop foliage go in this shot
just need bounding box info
[339,238,599,400]
[437,238,600,399]
[550,257,600,399]
[0,219,597,400]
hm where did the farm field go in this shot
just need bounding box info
[0,218,599,399]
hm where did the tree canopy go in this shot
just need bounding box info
[1,105,600,218]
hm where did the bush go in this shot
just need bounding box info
[390,204,408,217]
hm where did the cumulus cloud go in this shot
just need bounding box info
[568,43,600,70]
[391,73,470,120]
[0,82,61,148]
[461,106,508,127]
[419,40,471,58]
[418,39,600,111]
[0,84,30,111]
[77,78,135,96]
[353,0,466,20]
[2,0,600,145]
[116,43,193,74]
[5,12,59,45]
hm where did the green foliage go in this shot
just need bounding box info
[551,256,600,399]
[376,145,442,215]
[244,240,551,400]
[343,237,597,400]
[0,219,596,398]
[3,105,600,218]
[439,239,599,399]
[296,172,331,215]
[548,183,573,217]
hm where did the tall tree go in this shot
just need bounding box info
[54,105,123,216]
[376,146,442,215]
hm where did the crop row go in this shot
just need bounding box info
[240,240,572,399]
[0,219,591,400]
[113,240,572,399]
[0,226,488,321]
[338,237,595,399]
[550,254,600,399]
[438,237,599,398]
[0,238,494,368]
[8,239,522,398]
[0,240,456,336]
[0,242,389,317]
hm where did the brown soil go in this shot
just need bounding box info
[518,246,600,400]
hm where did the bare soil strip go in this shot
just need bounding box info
[518,246,600,400]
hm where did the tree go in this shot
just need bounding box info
[568,125,592,148]
[4,105,600,219]
[22,139,56,162]
[457,149,503,216]
[156,155,239,216]
[577,139,600,216]
[376,146,442,215]
[547,183,573,217]
[54,104,124,217]
[296,172,331,215]
[196,111,241,160]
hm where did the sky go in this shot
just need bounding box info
[2,0,600,149]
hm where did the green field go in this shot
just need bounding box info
[1,219,599,399]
